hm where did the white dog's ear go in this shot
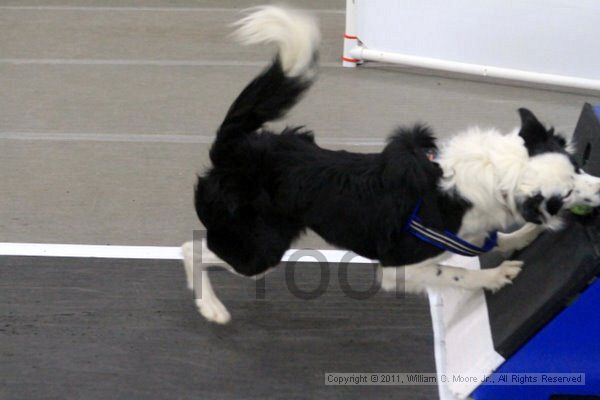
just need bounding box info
[518,108,550,154]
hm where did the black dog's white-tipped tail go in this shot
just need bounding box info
[233,6,320,77]
[213,7,319,149]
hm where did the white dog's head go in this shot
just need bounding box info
[515,108,600,228]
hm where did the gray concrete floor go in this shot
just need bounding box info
[1,1,599,247]
[1,1,600,399]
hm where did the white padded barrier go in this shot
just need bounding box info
[343,0,600,91]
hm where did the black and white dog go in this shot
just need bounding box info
[183,6,600,324]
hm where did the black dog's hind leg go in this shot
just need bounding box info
[182,221,300,324]
[182,240,233,324]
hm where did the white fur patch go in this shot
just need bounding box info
[438,127,529,233]
[437,126,596,234]
[232,6,320,77]
[571,170,600,208]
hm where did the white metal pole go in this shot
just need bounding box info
[342,0,361,67]
[350,47,600,92]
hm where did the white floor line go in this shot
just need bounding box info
[0,132,386,147]
[0,242,377,264]
[0,59,342,68]
[0,132,210,144]
[0,243,183,260]
[0,6,344,14]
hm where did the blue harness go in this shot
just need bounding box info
[405,199,498,257]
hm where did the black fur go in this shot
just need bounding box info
[518,193,565,224]
[519,194,545,224]
[518,108,578,168]
[545,195,564,216]
[195,59,471,277]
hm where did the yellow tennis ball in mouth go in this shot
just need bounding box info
[570,204,594,216]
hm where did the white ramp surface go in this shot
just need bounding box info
[428,255,505,400]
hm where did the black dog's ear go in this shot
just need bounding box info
[520,193,545,224]
[518,108,550,155]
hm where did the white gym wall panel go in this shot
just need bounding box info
[348,0,600,90]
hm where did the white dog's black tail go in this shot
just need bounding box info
[215,6,320,144]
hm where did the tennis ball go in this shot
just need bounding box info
[570,204,594,216]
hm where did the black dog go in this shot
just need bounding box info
[183,6,600,324]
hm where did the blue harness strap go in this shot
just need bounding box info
[405,199,498,257]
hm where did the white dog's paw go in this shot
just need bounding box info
[196,297,231,325]
[182,241,196,290]
[496,239,515,253]
[515,230,541,250]
[379,267,398,292]
[483,260,523,292]
[497,229,542,252]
